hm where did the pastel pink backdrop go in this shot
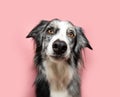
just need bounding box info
[0,0,120,97]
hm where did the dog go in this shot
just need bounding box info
[26,19,92,97]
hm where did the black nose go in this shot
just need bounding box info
[52,40,67,55]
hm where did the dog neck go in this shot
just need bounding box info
[43,58,74,91]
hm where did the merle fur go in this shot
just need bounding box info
[26,19,92,97]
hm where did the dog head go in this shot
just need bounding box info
[26,19,92,65]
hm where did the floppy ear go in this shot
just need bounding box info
[76,27,93,50]
[73,27,92,66]
[26,20,49,67]
[26,20,49,39]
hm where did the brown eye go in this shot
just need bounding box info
[67,30,75,38]
[47,28,54,34]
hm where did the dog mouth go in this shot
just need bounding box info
[50,54,65,60]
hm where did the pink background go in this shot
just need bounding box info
[0,0,120,97]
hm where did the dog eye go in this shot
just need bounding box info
[67,30,75,38]
[47,28,54,35]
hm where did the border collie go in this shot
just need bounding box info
[26,19,92,97]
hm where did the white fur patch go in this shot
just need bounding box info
[51,90,71,97]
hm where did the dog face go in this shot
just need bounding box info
[26,19,92,64]
[45,20,77,61]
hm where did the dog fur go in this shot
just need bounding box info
[26,19,92,97]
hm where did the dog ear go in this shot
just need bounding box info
[26,20,49,39]
[76,27,93,50]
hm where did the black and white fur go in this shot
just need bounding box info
[26,19,92,97]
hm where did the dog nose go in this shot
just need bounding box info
[52,40,67,54]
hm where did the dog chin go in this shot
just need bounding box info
[48,54,68,62]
